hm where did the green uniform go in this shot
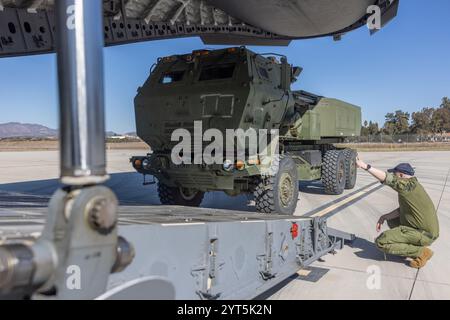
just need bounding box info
[375,173,439,258]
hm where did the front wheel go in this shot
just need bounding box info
[254,156,299,215]
[157,183,205,207]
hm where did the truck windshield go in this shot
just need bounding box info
[199,63,235,81]
[160,70,185,84]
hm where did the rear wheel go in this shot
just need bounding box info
[343,149,357,189]
[322,150,346,195]
[254,156,299,215]
[157,183,205,207]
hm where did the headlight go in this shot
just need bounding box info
[134,159,142,169]
[223,160,234,172]
[235,160,246,171]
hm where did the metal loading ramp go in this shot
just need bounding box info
[104,213,352,300]
[1,205,353,300]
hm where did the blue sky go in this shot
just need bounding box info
[0,0,449,133]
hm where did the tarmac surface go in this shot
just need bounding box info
[0,150,449,300]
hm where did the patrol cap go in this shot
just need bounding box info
[388,163,415,176]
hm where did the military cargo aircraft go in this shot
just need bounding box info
[0,0,399,57]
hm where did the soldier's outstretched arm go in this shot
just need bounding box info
[356,155,387,183]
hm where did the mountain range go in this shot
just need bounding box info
[0,122,58,138]
[0,123,136,138]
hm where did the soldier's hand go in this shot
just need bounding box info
[356,154,368,170]
[376,216,386,233]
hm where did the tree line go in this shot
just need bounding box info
[361,97,450,136]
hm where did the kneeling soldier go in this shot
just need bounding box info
[356,157,439,269]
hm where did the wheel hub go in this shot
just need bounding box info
[279,173,294,208]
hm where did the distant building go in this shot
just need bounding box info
[109,135,127,140]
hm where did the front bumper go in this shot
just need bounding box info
[130,155,260,191]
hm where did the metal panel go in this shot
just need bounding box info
[109,17,127,42]
[0,8,26,54]
[124,18,144,41]
[103,17,113,43]
[102,216,349,300]
[16,8,53,53]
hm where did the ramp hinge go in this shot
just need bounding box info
[295,221,314,267]
[192,237,223,300]
[258,227,276,281]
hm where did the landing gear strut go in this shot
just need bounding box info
[0,0,133,300]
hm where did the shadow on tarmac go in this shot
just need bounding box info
[0,173,328,211]
[351,237,410,266]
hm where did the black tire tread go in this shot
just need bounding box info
[254,175,276,213]
[322,150,346,195]
[157,182,204,207]
[343,149,357,189]
[254,155,299,215]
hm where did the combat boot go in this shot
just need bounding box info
[410,248,434,269]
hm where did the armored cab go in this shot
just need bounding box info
[132,47,361,215]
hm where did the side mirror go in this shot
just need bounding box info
[292,67,303,78]
[291,67,303,83]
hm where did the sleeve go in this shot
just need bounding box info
[383,172,410,193]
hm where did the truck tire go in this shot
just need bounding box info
[157,183,204,207]
[254,156,299,215]
[322,150,346,195]
[343,149,357,190]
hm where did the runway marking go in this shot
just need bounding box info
[118,218,158,225]
[240,220,265,224]
[0,219,45,227]
[304,182,384,219]
[311,185,382,218]
[161,222,206,227]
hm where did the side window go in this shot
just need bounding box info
[258,67,269,80]
[160,71,185,84]
[199,63,236,81]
